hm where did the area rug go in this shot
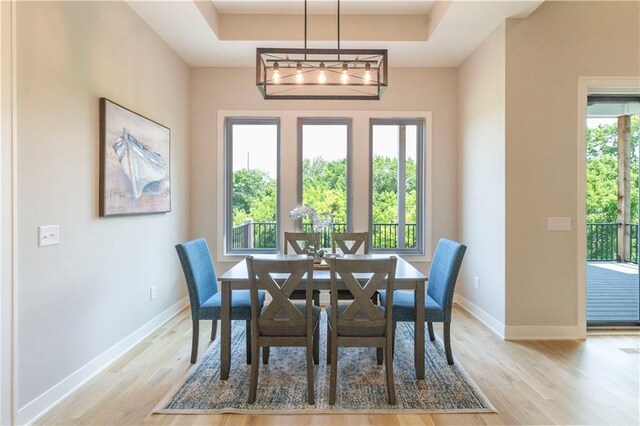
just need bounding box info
[155,313,496,414]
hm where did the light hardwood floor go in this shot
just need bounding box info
[37,306,640,425]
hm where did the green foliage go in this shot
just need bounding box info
[232,155,419,248]
[232,169,276,226]
[586,116,639,224]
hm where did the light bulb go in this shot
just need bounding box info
[363,62,371,85]
[340,63,349,84]
[295,62,304,84]
[272,62,280,84]
[318,62,327,84]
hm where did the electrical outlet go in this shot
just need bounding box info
[474,276,479,289]
[150,286,157,301]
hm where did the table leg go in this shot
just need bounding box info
[220,281,231,380]
[414,280,425,380]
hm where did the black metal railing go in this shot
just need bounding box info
[231,221,250,249]
[232,221,417,250]
[302,222,347,248]
[586,222,639,264]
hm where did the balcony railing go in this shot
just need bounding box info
[586,223,639,264]
[231,221,417,250]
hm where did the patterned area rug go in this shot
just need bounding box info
[156,313,496,414]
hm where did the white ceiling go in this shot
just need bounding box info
[127,0,545,68]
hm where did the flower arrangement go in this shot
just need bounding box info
[289,204,331,232]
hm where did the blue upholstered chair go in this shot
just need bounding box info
[176,238,265,364]
[379,238,466,365]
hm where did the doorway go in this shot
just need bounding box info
[585,95,640,326]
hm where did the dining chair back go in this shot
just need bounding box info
[427,239,467,323]
[283,232,321,306]
[176,238,217,314]
[284,232,321,254]
[327,256,397,405]
[332,232,369,254]
[246,256,320,404]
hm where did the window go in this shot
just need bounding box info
[225,118,280,253]
[370,119,424,253]
[298,118,352,248]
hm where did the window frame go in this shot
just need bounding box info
[224,117,281,254]
[296,117,353,234]
[368,118,426,255]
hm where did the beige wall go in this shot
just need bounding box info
[16,1,189,411]
[189,67,459,273]
[457,23,506,329]
[504,1,640,330]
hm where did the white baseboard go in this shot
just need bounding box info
[17,297,188,425]
[453,294,505,339]
[504,325,580,340]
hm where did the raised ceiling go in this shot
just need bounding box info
[212,1,435,15]
[127,0,544,68]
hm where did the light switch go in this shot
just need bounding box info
[38,225,60,247]
[548,217,571,231]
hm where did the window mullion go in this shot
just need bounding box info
[397,125,406,249]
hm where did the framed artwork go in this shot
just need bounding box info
[99,98,171,216]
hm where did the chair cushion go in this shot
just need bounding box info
[198,290,265,320]
[258,301,321,336]
[378,290,445,323]
[326,304,387,337]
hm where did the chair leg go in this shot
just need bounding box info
[248,340,260,404]
[385,341,396,405]
[376,347,383,365]
[262,346,270,365]
[246,320,252,365]
[444,322,454,365]
[211,319,218,341]
[313,291,320,307]
[326,322,331,364]
[427,322,436,342]
[329,333,338,405]
[391,323,396,359]
[190,320,199,364]
[306,337,315,404]
[313,323,320,365]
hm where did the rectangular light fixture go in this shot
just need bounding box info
[256,48,388,100]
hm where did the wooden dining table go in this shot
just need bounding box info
[217,254,428,380]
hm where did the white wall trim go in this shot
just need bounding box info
[454,294,505,339]
[504,325,580,340]
[0,2,18,424]
[17,298,188,425]
[576,76,640,339]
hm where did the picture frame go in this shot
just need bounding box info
[99,98,171,216]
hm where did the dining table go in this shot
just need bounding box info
[217,253,428,380]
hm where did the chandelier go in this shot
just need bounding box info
[256,0,388,100]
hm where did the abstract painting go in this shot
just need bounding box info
[99,98,171,216]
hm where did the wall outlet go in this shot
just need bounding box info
[150,286,157,301]
[38,225,60,247]
[474,276,479,289]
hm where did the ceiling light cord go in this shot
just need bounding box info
[337,0,341,61]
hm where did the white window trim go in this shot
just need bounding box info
[216,110,432,263]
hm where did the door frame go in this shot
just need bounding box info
[0,1,17,423]
[577,76,640,338]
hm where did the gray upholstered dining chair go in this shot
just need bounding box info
[327,256,398,405]
[330,232,377,303]
[284,232,321,306]
[378,238,466,365]
[246,256,320,405]
[175,238,265,364]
